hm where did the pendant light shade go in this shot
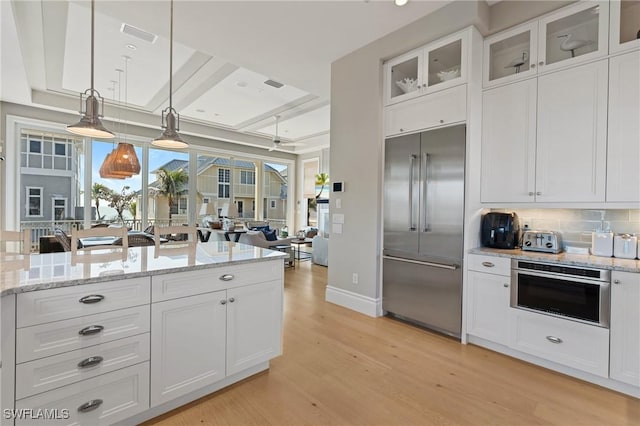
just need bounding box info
[111,143,141,175]
[99,151,126,179]
[67,0,114,139]
[152,0,188,149]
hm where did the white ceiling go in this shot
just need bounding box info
[2,0,452,153]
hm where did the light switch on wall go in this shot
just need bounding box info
[333,214,345,224]
[332,223,343,234]
[336,198,342,209]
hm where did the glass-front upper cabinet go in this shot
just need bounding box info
[384,29,468,106]
[483,1,608,88]
[537,1,608,73]
[610,0,640,53]
[484,22,538,88]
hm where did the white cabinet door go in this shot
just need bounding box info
[610,271,640,387]
[480,79,537,202]
[384,48,424,106]
[483,21,539,88]
[226,280,283,376]
[151,291,226,407]
[385,85,466,137]
[607,51,640,203]
[610,0,640,53]
[535,60,608,202]
[422,30,468,94]
[467,271,511,345]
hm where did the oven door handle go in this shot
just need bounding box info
[511,269,611,286]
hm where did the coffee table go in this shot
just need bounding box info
[290,238,313,264]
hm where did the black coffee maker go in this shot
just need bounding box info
[481,212,520,249]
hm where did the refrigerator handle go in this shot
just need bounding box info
[422,152,430,232]
[409,155,417,231]
[383,255,458,270]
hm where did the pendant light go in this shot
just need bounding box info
[67,0,115,139]
[152,0,188,149]
[110,56,141,176]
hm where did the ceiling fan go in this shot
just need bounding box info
[268,115,297,151]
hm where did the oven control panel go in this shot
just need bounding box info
[521,230,563,253]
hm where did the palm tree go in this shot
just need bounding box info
[91,183,112,221]
[155,167,188,223]
[315,173,330,200]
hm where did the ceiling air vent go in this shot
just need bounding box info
[264,79,284,89]
[120,23,158,44]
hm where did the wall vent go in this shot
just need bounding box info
[264,79,284,88]
[120,23,158,44]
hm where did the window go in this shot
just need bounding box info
[52,198,67,220]
[29,140,41,153]
[26,187,43,217]
[218,168,230,199]
[203,197,211,204]
[22,133,74,171]
[54,143,66,156]
[270,200,276,209]
[240,170,255,185]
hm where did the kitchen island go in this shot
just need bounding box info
[0,242,286,425]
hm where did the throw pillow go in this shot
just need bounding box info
[262,229,278,241]
[251,225,270,232]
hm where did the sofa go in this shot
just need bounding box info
[238,230,294,266]
[311,235,328,266]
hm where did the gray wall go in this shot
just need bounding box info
[20,174,72,221]
[328,1,488,302]
[488,1,574,34]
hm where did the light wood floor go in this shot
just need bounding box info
[145,261,639,426]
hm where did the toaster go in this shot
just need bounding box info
[522,230,563,253]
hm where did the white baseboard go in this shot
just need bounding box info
[325,286,382,317]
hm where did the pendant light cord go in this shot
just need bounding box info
[124,56,129,142]
[169,0,173,110]
[90,0,95,93]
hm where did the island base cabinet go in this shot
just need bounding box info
[227,280,283,376]
[610,271,640,387]
[15,362,149,426]
[150,291,227,407]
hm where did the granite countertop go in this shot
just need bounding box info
[469,247,640,273]
[0,241,286,296]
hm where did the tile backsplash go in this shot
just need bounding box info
[490,209,640,246]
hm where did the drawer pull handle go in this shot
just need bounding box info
[219,274,235,281]
[481,262,494,268]
[78,325,104,336]
[546,336,563,344]
[78,399,103,413]
[77,356,104,368]
[613,279,621,284]
[79,294,104,304]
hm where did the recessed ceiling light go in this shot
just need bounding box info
[394,0,408,6]
[236,81,248,87]
[126,44,137,51]
[196,109,205,113]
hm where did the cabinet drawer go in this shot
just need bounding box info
[509,308,609,377]
[152,260,281,302]
[385,84,466,137]
[16,333,150,399]
[15,362,149,426]
[17,278,151,328]
[467,254,511,275]
[17,305,150,363]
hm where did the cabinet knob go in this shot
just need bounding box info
[229,297,235,303]
[439,119,444,124]
[538,61,544,66]
[546,335,563,344]
[220,300,227,305]
[528,192,534,196]
[78,399,103,413]
[530,63,536,69]
[613,279,621,284]
[481,261,494,268]
[503,283,509,288]
[399,128,404,132]
[536,192,542,196]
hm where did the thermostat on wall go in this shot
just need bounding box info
[332,182,344,192]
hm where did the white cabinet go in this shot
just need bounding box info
[384,29,468,106]
[227,281,283,376]
[481,60,608,203]
[467,255,511,345]
[607,51,640,203]
[535,59,608,202]
[609,0,640,53]
[610,271,640,387]
[484,1,609,88]
[384,85,466,137]
[150,291,227,407]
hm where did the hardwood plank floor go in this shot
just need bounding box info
[144,261,639,426]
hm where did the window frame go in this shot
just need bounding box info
[218,168,231,199]
[26,186,44,218]
[51,197,68,220]
[269,199,277,209]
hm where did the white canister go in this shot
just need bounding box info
[614,234,638,259]
[591,231,614,257]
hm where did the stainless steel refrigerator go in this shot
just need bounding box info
[383,124,465,338]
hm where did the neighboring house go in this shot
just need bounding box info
[144,157,287,222]
[19,130,82,224]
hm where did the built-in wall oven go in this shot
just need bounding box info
[511,260,611,328]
